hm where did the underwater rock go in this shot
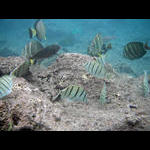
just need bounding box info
[0,57,24,75]
[0,54,150,131]
[0,77,52,131]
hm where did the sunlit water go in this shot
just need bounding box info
[0,19,150,77]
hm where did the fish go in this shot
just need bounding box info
[0,75,13,99]
[123,42,147,60]
[96,52,106,65]
[11,59,34,77]
[87,33,111,56]
[29,28,36,39]
[34,19,46,41]
[60,85,88,103]
[88,33,104,56]
[99,82,107,105]
[31,44,61,60]
[84,59,118,79]
[84,60,107,78]
[22,40,44,60]
[143,70,149,97]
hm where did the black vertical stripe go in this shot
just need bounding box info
[95,63,100,75]
[2,76,11,87]
[72,86,80,99]
[129,43,136,58]
[0,80,10,91]
[63,87,69,97]
[131,43,139,57]
[79,89,85,98]
[0,85,6,94]
[88,62,92,71]
[131,43,140,58]
[67,86,74,97]
[97,63,102,75]
[91,62,96,74]
[82,93,87,102]
[126,44,135,59]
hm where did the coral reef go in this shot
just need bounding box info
[0,53,150,131]
[0,57,24,75]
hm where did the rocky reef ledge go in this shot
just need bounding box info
[0,53,150,131]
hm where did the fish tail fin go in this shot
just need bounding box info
[30,58,36,65]
[144,42,150,50]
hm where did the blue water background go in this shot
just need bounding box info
[0,19,150,76]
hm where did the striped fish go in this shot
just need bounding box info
[123,42,147,60]
[88,33,104,56]
[22,40,44,60]
[0,75,13,99]
[84,60,107,78]
[60,85,87,103]
[34,19,46,41]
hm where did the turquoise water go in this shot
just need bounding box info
[0,19,150,77]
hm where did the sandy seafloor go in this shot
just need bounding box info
[0,19,150,77]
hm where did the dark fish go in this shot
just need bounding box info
[0,75,13,99]
[123,42,147,60]
[60,85,87,103]
[32,44,61,60]
[22,40,44,60]
[11,60,33,77]
[34,19,46,41]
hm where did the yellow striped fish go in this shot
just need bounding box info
[0,75,13,99]
[123,42,147,60]
[60,85,87,103]
[84,60,107,78]
[87,33,104,56]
